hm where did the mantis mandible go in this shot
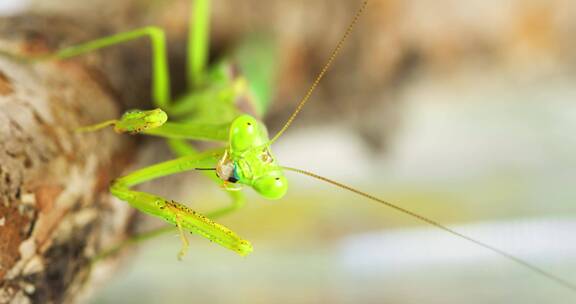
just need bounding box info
[26,0,576,295]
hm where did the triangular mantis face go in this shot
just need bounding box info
[217,114,288,199]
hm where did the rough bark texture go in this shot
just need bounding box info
[0,16,147,304]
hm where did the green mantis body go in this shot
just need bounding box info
[27,0,576,295]
[61,0,290,258]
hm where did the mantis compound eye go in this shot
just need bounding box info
[253,172,288,200]
[229,115,268,153]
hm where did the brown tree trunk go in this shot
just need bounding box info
[0,16,149,304]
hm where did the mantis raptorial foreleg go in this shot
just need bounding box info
[91,139,247,263]
[109,149,253,257]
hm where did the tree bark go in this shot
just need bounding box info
[0,16,146,304]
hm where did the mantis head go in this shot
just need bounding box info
[212,0,369,201]
[216,115,288,200]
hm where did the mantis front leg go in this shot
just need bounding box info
[91,142,248,263]
[109,149,253,257]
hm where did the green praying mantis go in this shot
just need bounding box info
[17,0,576,295]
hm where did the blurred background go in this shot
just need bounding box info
[3,0,576,303]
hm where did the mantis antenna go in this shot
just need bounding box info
[282,167,576,293]
[268,0,369,145]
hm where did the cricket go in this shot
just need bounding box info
[18,0,576,300]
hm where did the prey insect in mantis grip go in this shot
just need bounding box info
[29,0,576,295]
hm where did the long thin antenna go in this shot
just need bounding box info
[269,1,369,144]
[282,166,576,293]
